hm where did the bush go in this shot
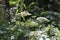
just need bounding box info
[0,0,60,40]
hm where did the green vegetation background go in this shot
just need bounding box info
[0,0,60,40]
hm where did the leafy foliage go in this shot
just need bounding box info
[0,0,60,40]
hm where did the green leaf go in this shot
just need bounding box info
[45,25,51,31]
[9,1,17,5]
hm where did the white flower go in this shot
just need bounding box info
[50,28,60,36]
[46,38,50,40]
[36,17,50,23]
[11,35,15,40]
[16,11,31,16]
[29,31,44,37]
[29,31,40,37]
[39,38,43,40]
[29,31,34,37]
